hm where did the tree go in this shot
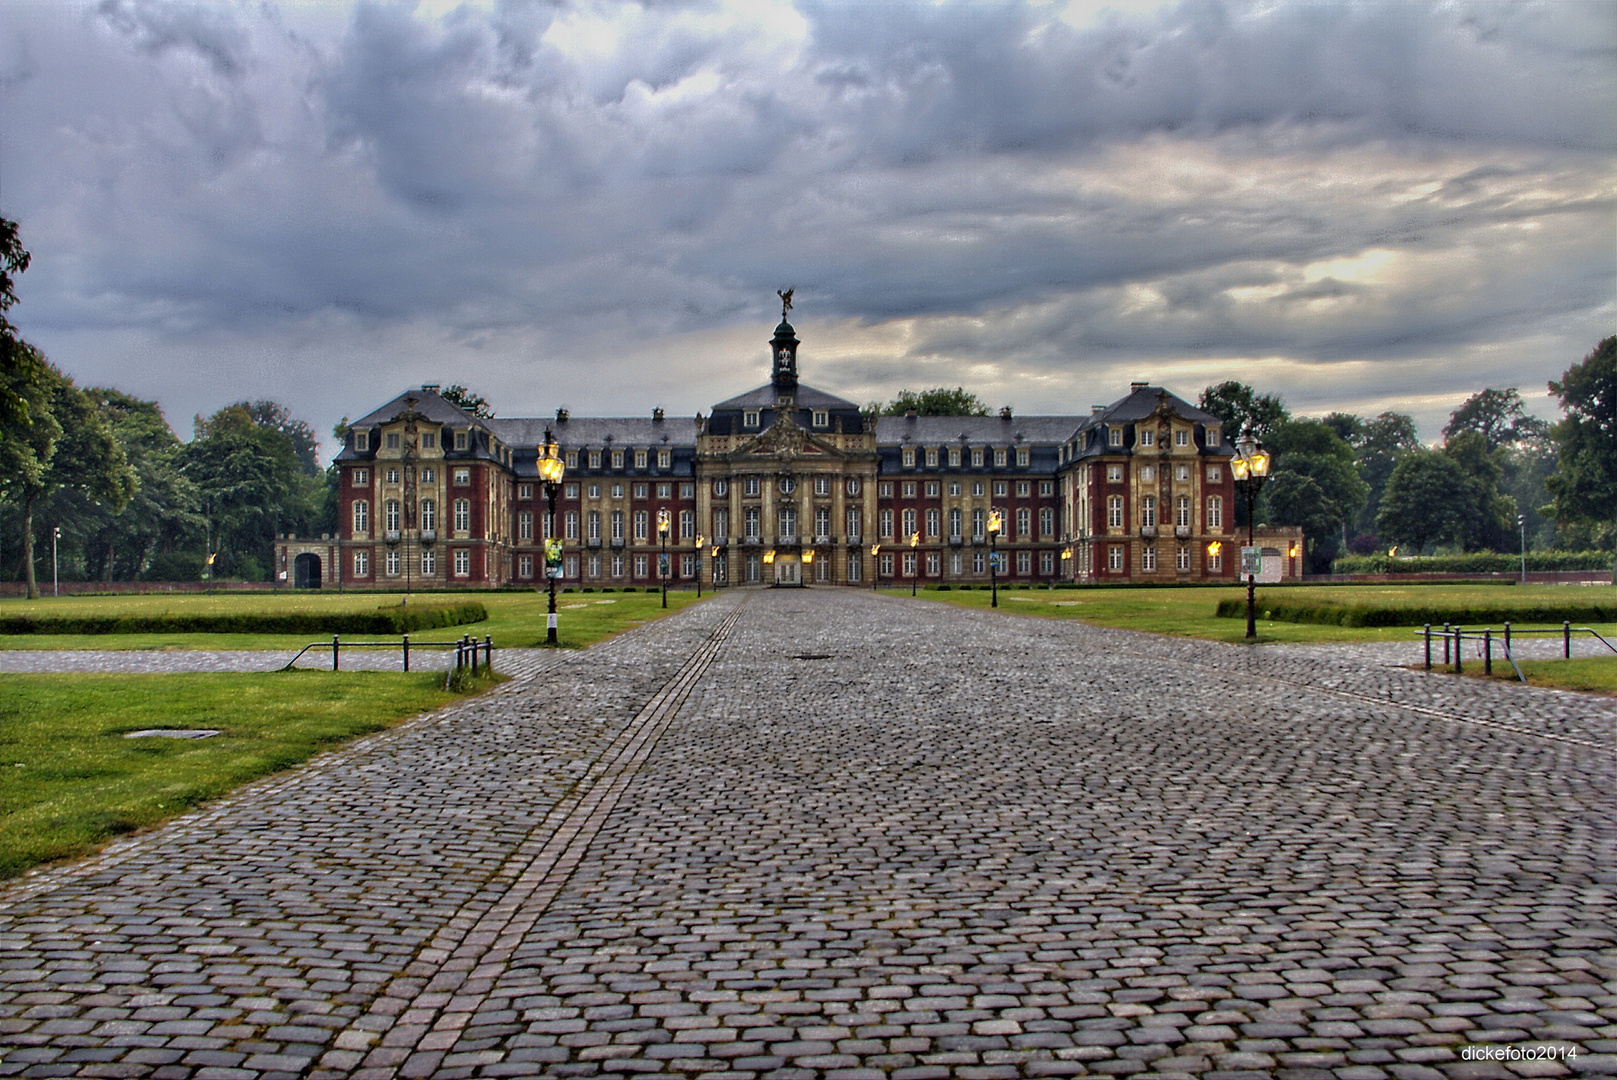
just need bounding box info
[183,404,320,580]
[0,358,133,596]
[1546,336,1617,549]
[1198,381,1289,440]
[1440,429,1517,552]
[0,218,45,433]
[200,400,322,477]
[1352,411,1422,536]
[442,384,494,418]
[879,387,990,416]
[1443,387,1550,451]
[76,390,203,581]
[1376,451,1472,556]
[1260,418,1369,570]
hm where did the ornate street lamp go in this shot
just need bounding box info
[986,509,1003,608]
[1061,543,1073,584]
[695,533,706,597]
[657,508,671,608]
[909,531,920,596]
[537,429,567,646]
[1231,430,1271,640]
[870,543,880,591]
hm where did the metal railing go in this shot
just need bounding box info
[1418,620,1616,682]
[282,633,495,684]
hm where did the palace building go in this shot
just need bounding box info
[276,316,1304,590]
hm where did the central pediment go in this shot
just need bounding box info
[735,416,837,458]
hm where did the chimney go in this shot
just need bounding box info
[421,383,441,393]
[555,407,570,423]
[904,409,918,420]
[1130,381,1149,392]
[999,406,1013,420]
[653,407,665,422]
[1091,405,1105,414]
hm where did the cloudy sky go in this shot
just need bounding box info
[2,0,1612,458]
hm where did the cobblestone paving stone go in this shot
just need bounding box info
[2,590,1613,1079]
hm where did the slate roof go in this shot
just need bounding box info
[875,414,1082,445]
[711,383,862,411]
[1079,385,1223,429]
[348,388,481,429]
[491,416,698,449]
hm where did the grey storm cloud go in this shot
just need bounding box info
[0,0,1612,444]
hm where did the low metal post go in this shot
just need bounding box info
[1484,629,1492,676]
[1424,624,1432,671]
[1564,620,1572,659]
[403,634,410,673]
[484,635,493,672]
[333,635,340,672]
[1504,621,1511,656]
[1443,623,1451,665]
[1454,626,1462,674]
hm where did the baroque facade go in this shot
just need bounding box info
[277,317,1305,590]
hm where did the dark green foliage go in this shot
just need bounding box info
[1260,418,1368,570]
[1440,430,1518,552]
[1443,387,1550,450]
[1215,595,1617,627]
[1546,337,1617,545]
[1198,381,1289,439]
[0,601,486,636]
[1331,551,1613,574]
[442,384,494,418]
[879,388,990,416]
[1376,451,1472,555]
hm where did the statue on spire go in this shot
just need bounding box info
[777,287,794,320]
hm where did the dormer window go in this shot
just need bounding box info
[948,448,961,467]
[611,450,624,469]
[1140,429,1155,447]
[1207,426,1221,447]
[454,430,468,451]
[386,433,401,449]
[354,430,369,452]
[744,410,760,428]
[1109,427,1124,448]
[658,450,671,469]
[588,450,601,469]
[812,410,828,428]
[635,450,647,469]
[926,449,939,467]
[1175,429,1189,447]
[421,432,436,449]
[902,448,915,467]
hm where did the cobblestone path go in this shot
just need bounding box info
[2,590,1612,1080]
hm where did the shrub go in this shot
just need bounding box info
[0,602,487,636]
[1215,596,1617,627]
[1332,551,1614,575]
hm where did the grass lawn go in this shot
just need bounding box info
[887,583,1617,645]
[1472,656,1617,696]
[0,588,706,652]
[0,670,486,879]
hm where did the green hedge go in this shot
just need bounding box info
[1332,551,1616,575]
[1215,596,1617,628]
[0,601,487,636]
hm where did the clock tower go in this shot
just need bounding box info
[769,318,799,407]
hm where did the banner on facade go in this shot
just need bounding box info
[545,538,563,578]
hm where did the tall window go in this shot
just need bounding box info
[925,508,939,539]
[421,549,435,576]
[565,510,579,539]
[611,554,624,577]
[353,550,369,576]
[679,509,694,540]
[1143,546,1157,571]
[518,554,533,579]
[848,554,861,582]
[1016,508,1031,540]
[814,476,831,496]
[1108,495,1124,529]
[815,507,831,539]
[454,549,470,576]
[743,476,761,496]
[902,552,916,576]
[611,510,624,541]
[972,508,985,540]
[879,508,893,539]
[634,554,648,578]
[1109,545,1124,570]
[518,511,532,540]
[633,510,648,541]
[879,553,894,576]
[845,508,861,542]
[949,508,962,539]
[420,499,436,531]
[1040,507,1055,539]
[587,510,601,540]
[385,501,400,532]
[352,500,369,535]
[1141,496,1156,529]
[778,506,797,540]
[453,499,471,533]
[1017,551,1031,574]
[926,552,940,576]
[744,506,760,539]
[385,549,400,576]
[901,508,917,537]
[1176,496,1191,529]
[713,508,729,541]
